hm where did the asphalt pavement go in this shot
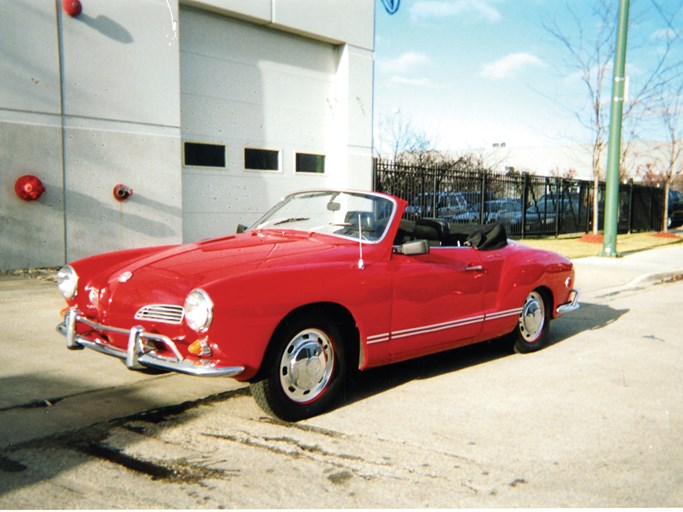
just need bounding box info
[1,237,683,450]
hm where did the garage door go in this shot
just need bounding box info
[180,7,337,241]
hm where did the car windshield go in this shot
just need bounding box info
[248,190,396,243]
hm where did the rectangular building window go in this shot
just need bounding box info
[296,153,325,174]
[245,148,279,171]
[184,142,226,168]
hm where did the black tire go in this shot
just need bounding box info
[512,290,549,354]
[250,314,346,422]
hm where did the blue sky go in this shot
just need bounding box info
[373,0,683,152]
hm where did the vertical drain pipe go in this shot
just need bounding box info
[55,0,69,264]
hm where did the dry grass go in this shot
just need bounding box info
[516,231,683,259]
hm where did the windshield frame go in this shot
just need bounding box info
[247,190,398,244]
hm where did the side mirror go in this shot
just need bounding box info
[394,239,430,256]
[236,224,247,233]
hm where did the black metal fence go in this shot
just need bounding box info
[373,159,665,238]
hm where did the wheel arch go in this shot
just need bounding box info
[249,301,360,383]
[534,285,554,318]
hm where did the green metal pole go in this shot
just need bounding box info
[601,0,630,257]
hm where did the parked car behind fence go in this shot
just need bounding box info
[448,198,521,226]
[374,159,669,238]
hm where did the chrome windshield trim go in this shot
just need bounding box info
[247,189,399,245]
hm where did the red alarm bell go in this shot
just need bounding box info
[113,184,133,202]
[62,0,82,17]
[15,175,46,201]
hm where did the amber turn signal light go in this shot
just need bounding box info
[188,339,212,357]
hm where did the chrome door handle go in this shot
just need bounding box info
[465,265,483,271]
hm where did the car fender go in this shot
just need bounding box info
[201,250,393,380]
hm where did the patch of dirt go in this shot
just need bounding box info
[579,233,604,244]
[0,267,58,282]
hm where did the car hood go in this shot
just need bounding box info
[82,231,344,315]
[73,232,342,344]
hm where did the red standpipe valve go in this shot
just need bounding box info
[113,184,133,202]
[15,175,46,201]
[62,0,82,16]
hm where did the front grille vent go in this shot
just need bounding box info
[134,304,185,325]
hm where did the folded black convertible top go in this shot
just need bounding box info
[448,222,508,250]
[395,218,508,250]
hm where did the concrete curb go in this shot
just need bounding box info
[590,270,683,299]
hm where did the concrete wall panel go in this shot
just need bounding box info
[344,47,374,149]
[182,0,272,25]
[60,0,180,127]
[0,1,61,114]
[0,120,65,270]
[273,0,374,49]
[62,125,182,261]
[184,0,374,49]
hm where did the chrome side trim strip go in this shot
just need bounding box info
[485,308,523,321]
[391,315,486,340]
[366,333,390,345]
[366,307,527,345]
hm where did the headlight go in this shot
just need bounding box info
[184,289,213,333]
[57,266,78,300]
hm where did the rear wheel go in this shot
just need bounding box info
[250,314,346,422]
[513,290,549,354]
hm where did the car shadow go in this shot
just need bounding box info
[0,301,626,502]
[342,300,628,409]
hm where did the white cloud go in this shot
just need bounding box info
[410,0,502,22]
[378,51,432,74]
[388,76,436,88]
[480,52,544,80]
[651,28,677,41]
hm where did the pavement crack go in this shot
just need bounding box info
[258,417,345,439]
[72,441,230,483]
[201,431,387,481]
[0,397,65,412]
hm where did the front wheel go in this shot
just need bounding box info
[512,290,549,354]
[250,315,346,422]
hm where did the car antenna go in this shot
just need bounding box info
[357,212,365,270]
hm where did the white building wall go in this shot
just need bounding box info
[0,0,375,270]
[1,1,65,270]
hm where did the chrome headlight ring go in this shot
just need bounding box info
[184,288,214,333]
[57,265,79,300]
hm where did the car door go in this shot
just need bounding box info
[387,246,485,361]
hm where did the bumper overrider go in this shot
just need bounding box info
[556,289,580,317]
[57,308,244,377]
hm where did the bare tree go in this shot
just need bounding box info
[544,0,616,234]
[544,0,683,234]
[648,2,683,231]
[375,110,438,162]
[654,79,683,231]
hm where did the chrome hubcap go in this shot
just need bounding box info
[280,328,334,403]
[519,291,545,343]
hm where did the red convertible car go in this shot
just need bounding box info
[57,189,579,421]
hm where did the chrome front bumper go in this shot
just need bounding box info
[555,289,580,317]
[57,308,244,377]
